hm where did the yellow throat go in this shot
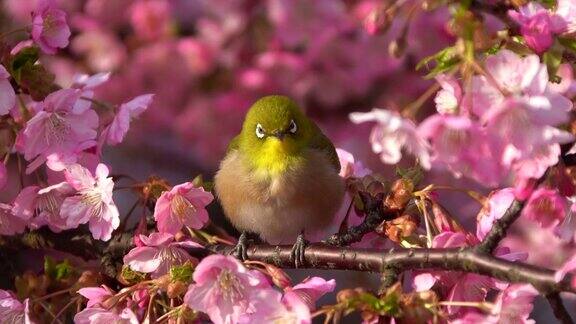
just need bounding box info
[251,137,302,178]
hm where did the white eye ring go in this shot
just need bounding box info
[255,123,265,138]
[289,119,297,134]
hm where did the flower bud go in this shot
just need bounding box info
[337,288,362,303]
[118,265,146,286]
[377,214,419,243]
[167,281,188,299]
[141,176,171,210]
[431,201,464,233]
[384,179,414,210]
[265,264,292,289]
[73,271,103,292]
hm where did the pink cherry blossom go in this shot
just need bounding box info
[413,232,495,314]
[31,0,71,54]
[477,188,516,240]
[123,232,199,278]
[555,197,576,243]
[468,51,573,171]
[434,74,461,115]
[418,114,504,186]
[521,188,567,228]
[248,289,311,324]
[554,253,576,288]
[483,98,572,170]
[0,290,33,323]
[18,89,99,173]
[492,284,538,323]
[470,50,571,120]
[0,65,15,115]
[413,232,526,315]
[508,3,565,53]
[349,109,431,169]
[452,284,537,324]
[549,64,576,96]
[154,182,213,234]
[556,0,576,34]
[105,94,154,145]
[336,148,371,178]
[286,277,336,310]
[74,307,139,324]
[0,203,30,236]
[60,163,119,241]
[184,254,271,324]
[12,183,74,233]
[78,286,114,308]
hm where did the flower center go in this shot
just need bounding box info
[80,189,104,218]
[37,191,63,217]
[43,13,56,31]
[534,197,555,216]
[170,194,196,220]
[45,113,71,145]
[217,269,244,302]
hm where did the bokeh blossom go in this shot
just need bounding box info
[508,3,565,54]
[349,109,431,169]
[31,0,71,54]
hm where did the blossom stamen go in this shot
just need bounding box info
[217,270,245,302]
[170,194,197,220]
[45,113,71,145]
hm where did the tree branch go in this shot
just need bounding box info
[476,172,549,254]
[546,293,575,324]
[325,192,395,246]
[209,244,576,294]
[475,199,525,254]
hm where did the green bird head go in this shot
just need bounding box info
[236,95,317,175]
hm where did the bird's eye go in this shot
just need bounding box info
[288,119,297,134]
[255,123,265,139]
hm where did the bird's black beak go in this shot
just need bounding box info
[272,130,285,140]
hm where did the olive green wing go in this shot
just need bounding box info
[226,135,240,153]
[309,123,341,172]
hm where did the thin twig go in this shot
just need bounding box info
[546,293,574,324]
[477,172,548,254]
[325,193,394,246]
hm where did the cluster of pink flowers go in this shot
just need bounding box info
[183,255,334,324]
[353,49,575,188]
[508,0,576,54]
[0,0,153,240]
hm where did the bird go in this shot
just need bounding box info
[214,95,345,266]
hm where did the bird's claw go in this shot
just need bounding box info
[290,233,307,268]
[230,232,249,261]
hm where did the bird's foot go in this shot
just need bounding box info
[230,232,250,261]
[290,233,308,268]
